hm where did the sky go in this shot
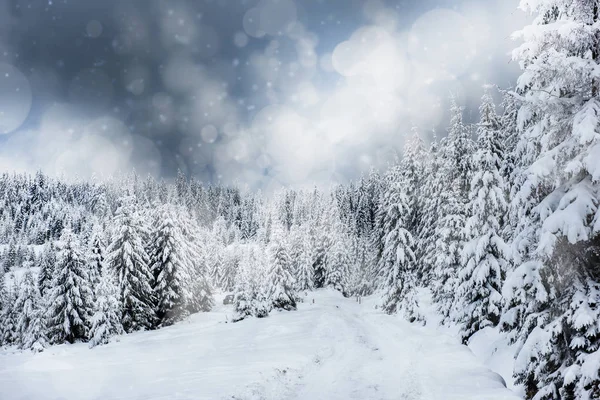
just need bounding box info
[0,0,529,190]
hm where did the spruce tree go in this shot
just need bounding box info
[178,210,214,314]
[38,243,56,298]
[47,228,94,344]
[15,270,47,351]
[266,223,297,311]
[149,205,192,326]
[106,196,156,332]
[324,200,350,294]
[455,88,510,343]
[232,245,270,321]
[431,98,474,322]
[419,130,441,286]
[87,222,107,289]
[1,278,18,346]
[293,224,314,292]
[89,270,123,348]
[378,164,417,315]
[507,2,600,397]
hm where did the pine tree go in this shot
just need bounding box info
[232,245,270,321]
[431,98,474,322]
[87,222,107,289]
[178,210,214,314]
[3,241,16,272]
[1,277,18,346]
[455,88,510,343]
[292,224,314,292]
[232,262,254,322]
[106,196,156,332]
[419,130,441,286]
[507,2,600,397]
[149,205,193,326]
[378,164,417,315]
[89,270,123,348]
[324,200,350,294]
[401,127,428,262]
[267,222,297,311]
[15,270,47,351]
[47,228,94,344]
[38,243,56,298]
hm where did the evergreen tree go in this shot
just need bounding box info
[324,200,350,294]
[292,224,314,292]
[455,89,510,343]
[149,205,193,326]
[419,130,441,286]
[232,245,270,321]
[3,241,16,272]
[38,243,56,298]
[89,270,123,348]
[1,278,18,346]
[106,196,156,332]
[178,210,214,314]
[507,2,600,397]
[431,98,474,322]
[87,222,107,289]
[15,270,47,351]
[378,164,417,316]
[266,223,297,311]
[47,228,94,344]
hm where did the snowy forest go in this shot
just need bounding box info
[2,1,600,400]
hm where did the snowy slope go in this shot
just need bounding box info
[0,289,521,400]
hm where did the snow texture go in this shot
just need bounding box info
[0,289,520,400]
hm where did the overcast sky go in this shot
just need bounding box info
[0,0,529,190]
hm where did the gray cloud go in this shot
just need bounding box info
[0,0,529,189]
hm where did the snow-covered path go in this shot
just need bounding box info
[0,290,520,400]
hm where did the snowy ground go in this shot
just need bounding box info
[0,289,521,400]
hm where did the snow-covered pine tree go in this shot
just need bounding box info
[431,97,474,323]
[400,127,428,267]
[1,277,18,346]
[232,244,270,321]
[396,128,429,320]
[87,221,107,289]
[454,88,510,343]
[15,269,47,351]
[507,2,600,398]
[47,228,94,344]
[324,200,351,295]
[289,223,313,293]
[232,256,254,322]
[419,130,441,286]
[178,210,214,314]
[106,196,156,332]
[3,241,16,272]
[266,222,297,311]
[378,162,417,315]
[148,205,193,326]
[38,242,56,298]
[308,192,328,289]
[498,88,521,207]
[88,269,123,348]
